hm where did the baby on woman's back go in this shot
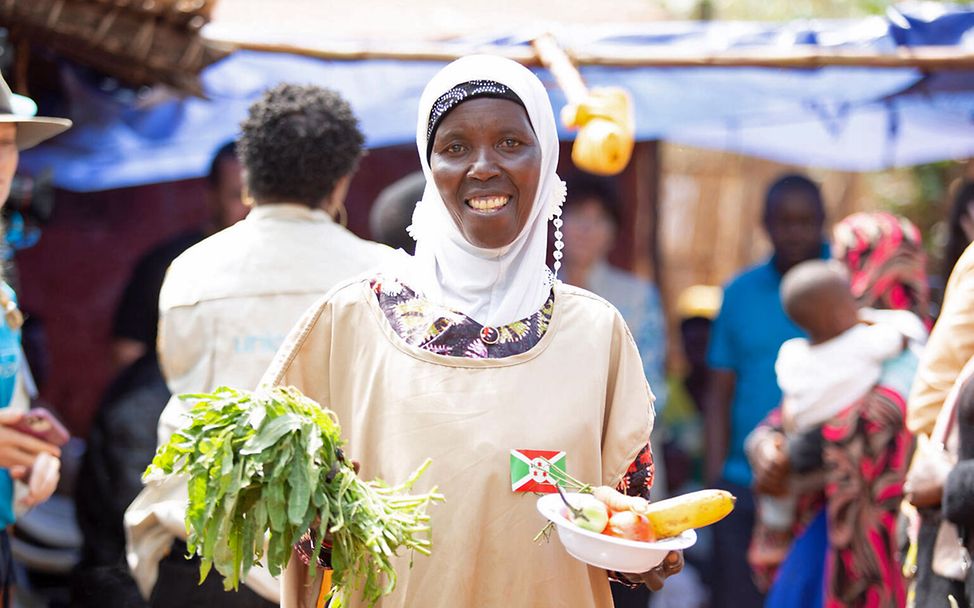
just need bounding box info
[759,260,921,532]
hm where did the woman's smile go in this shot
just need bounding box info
[466,195,510,213]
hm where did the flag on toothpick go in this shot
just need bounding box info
[510,449,566,493]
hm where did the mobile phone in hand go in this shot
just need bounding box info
[9,408,69,446]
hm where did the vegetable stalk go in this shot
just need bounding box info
[145,386,444,606]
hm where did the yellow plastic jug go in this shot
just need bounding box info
[561,87,635,176]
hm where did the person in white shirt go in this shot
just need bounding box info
[124,83,390,607]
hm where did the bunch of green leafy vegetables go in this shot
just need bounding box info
[145,386,444,606]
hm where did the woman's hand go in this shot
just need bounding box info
[905,478,944,509]
[623,551,684,591]
[19,451,59,508]
[904,434,952,508]
[904,461,946,509]
[751,431,790,496]
[0,409,61,475]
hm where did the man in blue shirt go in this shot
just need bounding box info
[703,174,827,608]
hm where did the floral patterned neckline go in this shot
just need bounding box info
[370,276,554,359]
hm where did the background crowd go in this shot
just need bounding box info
[0,18,970,608]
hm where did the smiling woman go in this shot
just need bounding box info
[428,97,540,249]
[266,55,677,608]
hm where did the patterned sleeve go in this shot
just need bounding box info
[607,443,656,585]
[617,443,655,500]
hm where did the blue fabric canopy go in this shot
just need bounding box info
[20,4,974,191]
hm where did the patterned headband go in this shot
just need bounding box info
[425,80,526,160]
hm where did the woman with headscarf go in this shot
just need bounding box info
[265,56,679,607]
[747,211,929,608]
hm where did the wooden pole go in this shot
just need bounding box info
[570,46,974,69]
[531,34,588,103]
[632,141,661,285]
[202,31,974,70]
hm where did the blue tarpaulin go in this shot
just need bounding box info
[20,4,974,191]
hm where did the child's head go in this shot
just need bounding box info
[780,260,860,344]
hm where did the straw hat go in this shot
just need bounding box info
[0,75,71,151]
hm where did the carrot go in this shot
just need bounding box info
[593,485,650,515]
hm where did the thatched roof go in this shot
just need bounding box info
[0,0,666,95]
[207,0,667,43]
[0,0,231,95]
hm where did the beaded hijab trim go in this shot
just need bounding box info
[425,80,526,160]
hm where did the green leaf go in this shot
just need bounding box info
[186,475,207,529]
[287,450,311,525]
[266,475,286,531]
[241,413,303,455]
[198,557,212,585]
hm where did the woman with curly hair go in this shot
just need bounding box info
[747,212,930,608]
[124,84,389,607]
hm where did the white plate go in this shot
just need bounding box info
[536,492,697,573]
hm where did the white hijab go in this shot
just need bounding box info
[404,55,566,327]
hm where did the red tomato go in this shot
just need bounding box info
[604,510,655,541]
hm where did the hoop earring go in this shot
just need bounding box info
[241,184,256,208]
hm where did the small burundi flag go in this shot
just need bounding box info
[510,449,567,493]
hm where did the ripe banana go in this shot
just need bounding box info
[644,489,736,539]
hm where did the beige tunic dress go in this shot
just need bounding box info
[264,278,656,608]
